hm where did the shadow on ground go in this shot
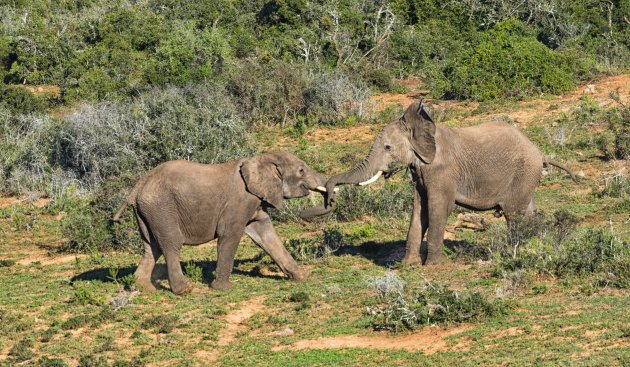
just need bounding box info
[70,253,286,287]
[339,238,476,266]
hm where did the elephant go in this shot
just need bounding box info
[112,152,333,294]
[302,101,576,265]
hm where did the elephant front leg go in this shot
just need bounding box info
[402,188,427,265]
[245,216,308,281]
[423,198,452,265]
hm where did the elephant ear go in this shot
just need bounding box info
[241,155,285,209]
[408,101,436,164]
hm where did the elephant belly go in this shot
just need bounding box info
[180,217,219,245]
[454,192,501,211]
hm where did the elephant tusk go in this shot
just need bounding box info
[315,186,339,193]
[359,171,383,186]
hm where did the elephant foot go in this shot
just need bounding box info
[423,253,446,266]
[171,281,194,295]
[135,279,157,293]
[289,267,310,282]
[401,255,421,266]
[211,279,233,290]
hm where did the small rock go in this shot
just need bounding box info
[271,328,294,337]
[576,170,586,178]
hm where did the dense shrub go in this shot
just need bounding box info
[595,100,630,160]
[431,19,578,100]
[52,84,254,191]
[228,61,374,127]
[479,210,629,289]
[0,84,46,114]
[0,109,54,193]
[373,279,509,332]
[555,229,630,288]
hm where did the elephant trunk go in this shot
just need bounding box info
[324,134,385,199]
[300,134,385,220]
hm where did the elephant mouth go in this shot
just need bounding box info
[313,186,339,193]
[383,165,406,179]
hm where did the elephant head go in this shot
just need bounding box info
[325,101,435,195]
[241,152,332,210]
[298,101,435,220]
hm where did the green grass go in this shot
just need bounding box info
[1,98,629,366]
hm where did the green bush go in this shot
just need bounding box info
[480,209,629,289]
[555,229,630,288]
[0,84,46,114]
[377,280,509,332]
[430,19,578,100]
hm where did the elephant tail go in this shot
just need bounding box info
[544,158,578,183]
[111,175,146,222]
[112,201,129,222]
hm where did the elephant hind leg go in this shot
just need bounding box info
[135,239,162,292]
[134,214,162,292]
[150,224,190,295]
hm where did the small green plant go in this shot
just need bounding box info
[184,262,203,283]
[0,259,16,267]
[38,356,69,367]
[286,226,345,263]
[40,327,58,343]
[78,354,109,367]
[141,314,179,334]
[288,291,311,311]
[9,337,35,362]
[71,284,106,306]
[61,315,91,330]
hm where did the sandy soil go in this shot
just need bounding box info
[272,324,472,354]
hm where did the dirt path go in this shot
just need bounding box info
[193,296,267,364]
[218,296,267,346]
[273,325,472,354]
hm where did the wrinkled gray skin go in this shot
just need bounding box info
[113,152,328,294]
[312,101,575,265]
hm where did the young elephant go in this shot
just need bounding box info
[303,101,576,265]
[113,152,330,294]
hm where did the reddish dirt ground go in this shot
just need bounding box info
[272,324,472,354]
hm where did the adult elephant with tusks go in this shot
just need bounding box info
[300,100,576,265]
[112,152,334,294]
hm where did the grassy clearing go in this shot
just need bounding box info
[1,84,629,365]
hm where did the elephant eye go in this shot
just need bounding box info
[299,167,305,174]
[384,144,392,151]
